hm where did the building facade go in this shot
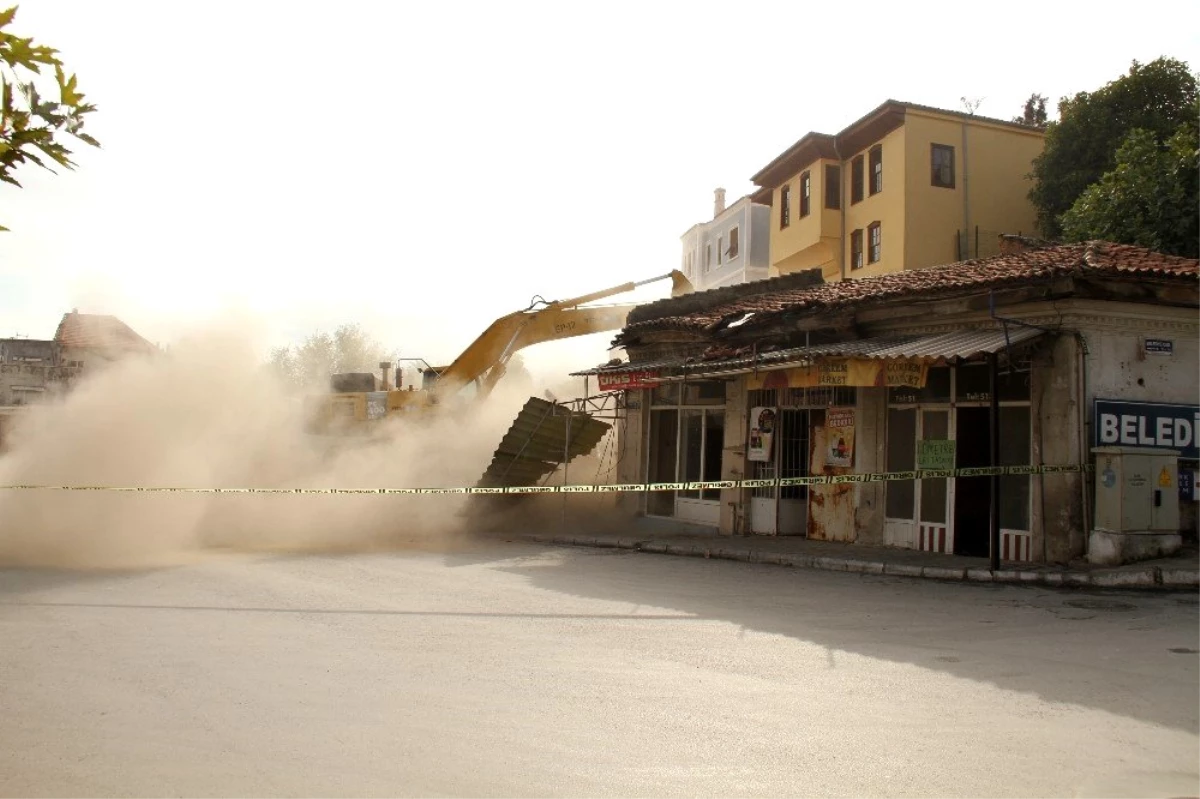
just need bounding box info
[749,101,1045,282]
[680,189,771,292]
[580,239,1199,565]
[0,312,155,451]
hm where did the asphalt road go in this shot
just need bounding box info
[1,540,1197,798]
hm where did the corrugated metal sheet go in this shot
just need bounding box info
[575,327,1045,378]
[477,396,612,488]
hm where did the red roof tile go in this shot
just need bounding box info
[54,312,156,354]
[620,241,1198,339]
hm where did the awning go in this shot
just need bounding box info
[573,326,1046,380]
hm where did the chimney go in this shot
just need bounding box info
[379,361,392,391]
[713,187,726,218]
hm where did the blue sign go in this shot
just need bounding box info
[1180,469,1196,503]
[1094,399,1200,460]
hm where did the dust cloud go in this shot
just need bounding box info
[0,324,630,570]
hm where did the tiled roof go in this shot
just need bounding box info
[577,327,1045,377]
[620,241,1198,339]
[54,312,156,354]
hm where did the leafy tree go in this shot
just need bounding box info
[1059,125,1199,258]
[1028,57,1197,239]
[1012,93,1048,127]
[269,324,399,393]
[0,5,98,229]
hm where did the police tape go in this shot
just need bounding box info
[0,464,1092,495]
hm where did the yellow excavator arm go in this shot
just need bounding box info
[310,270,693,431]
[428,270,692,401]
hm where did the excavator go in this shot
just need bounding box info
[306,270,693,436]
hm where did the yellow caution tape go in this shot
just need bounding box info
[0,464,1092,495]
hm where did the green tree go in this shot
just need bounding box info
[269,324,399,393]
[1012,93,1048,127]
[1028,58,1197,239]
[0,5,98,229]
[1059,125,1199,258]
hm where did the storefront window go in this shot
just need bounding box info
[886,408,916,518]
[651,383,679,406]
[683,380,726,405]
[920,410,950,525]
[921,367,951,403]
[997,369,1032,402]
[999,405,1031,530]
[647,409,677,515]
[955,364,991,401]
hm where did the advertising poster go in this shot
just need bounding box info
[825,408,855,468]
[748,406,776,463]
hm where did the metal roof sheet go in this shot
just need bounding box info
[573,327,1045,378]
[476,396,612,488]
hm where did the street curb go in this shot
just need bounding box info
[518,535,1198,591]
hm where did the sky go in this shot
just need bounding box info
[2,0,1197,383]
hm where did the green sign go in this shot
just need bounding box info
[918,439,955,470]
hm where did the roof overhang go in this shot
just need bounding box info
[574,327,1046,381]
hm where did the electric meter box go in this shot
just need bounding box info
[1092,446,1180,533]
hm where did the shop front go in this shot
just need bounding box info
[645,380,727,527]
[882,364,1033,559]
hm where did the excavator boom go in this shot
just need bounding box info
[310,269,693,431]
[429,271,690,399]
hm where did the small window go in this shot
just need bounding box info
[869,145,883,195]
[799,171,811,218]
[868,221,881,263]
[727,226,739,259]
[705,244,712,271]
[850,229,864,269]
[780,183,791,229]
[931,144,955,188]
[717,235,723,265]
[824,165,840,209]
[851,155,864,204]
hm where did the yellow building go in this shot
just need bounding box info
[749,100,1045,281]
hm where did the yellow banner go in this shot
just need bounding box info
[747,358,929,390]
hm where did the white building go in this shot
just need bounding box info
[680,189,770,292]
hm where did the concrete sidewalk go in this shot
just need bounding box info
[521,519,1200,590]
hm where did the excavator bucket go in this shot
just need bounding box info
[670,269,695,297]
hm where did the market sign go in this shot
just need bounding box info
[596,370,660,391]
[748,358,929,390]
[1094,399,1199,460]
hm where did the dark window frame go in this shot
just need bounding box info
[799,171,811,218]
[869,145,883,195]
[824,165,840,209]
[780,183,791,229]
[850,228,864,270]
[851,155,864,204]
[931,143,955,189]
[727,226,739,259]
[868,221,881,263]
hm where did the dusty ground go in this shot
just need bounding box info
[1,540,1197,798]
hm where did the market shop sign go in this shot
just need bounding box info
[748,358,929,390]
[597,370,660,391]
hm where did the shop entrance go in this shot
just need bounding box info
[884,364,1033,559]
[747,387,855,535]
[645,381,726,527]
[953,406,992,557]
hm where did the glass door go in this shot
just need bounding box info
[917,409,951,553]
